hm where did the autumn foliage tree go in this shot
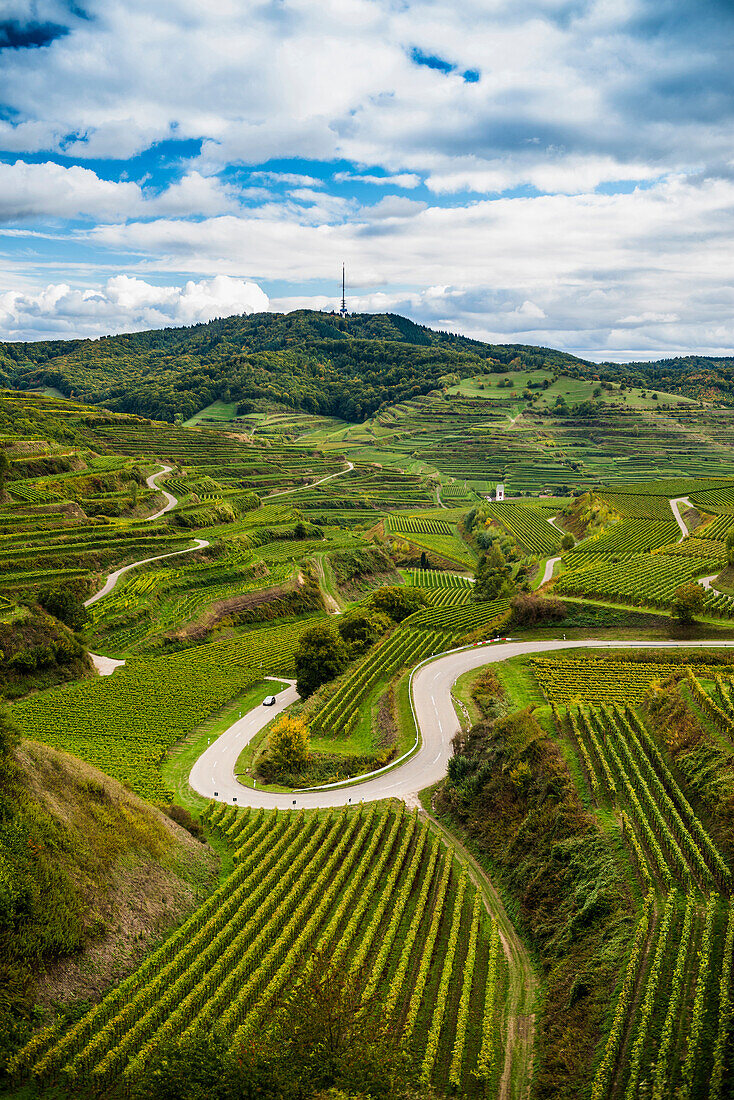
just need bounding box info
[268,716,310,773]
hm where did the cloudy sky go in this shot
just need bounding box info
[1,0,733,359]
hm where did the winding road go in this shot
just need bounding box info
[268,459,354,498]
[188,633,734,1100]
[84,464,209,608]
[84,537,210,607]
[148,463,178,519]
[668,495,733,601]
[189,636,734,809]
[540,555,561,585]
[670,496,694,541]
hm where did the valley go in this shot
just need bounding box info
[3,315,734,1099]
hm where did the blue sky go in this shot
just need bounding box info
[1,0,733,359]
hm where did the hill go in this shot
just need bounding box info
[4,374,734,1096]
[0,720,218,1062]
[0,310,602,423]
[1,309,733,425]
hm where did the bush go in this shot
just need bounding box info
[509,593,567,627]
[337,610,391,659]
[37,587,90,631]
[165,803,204,840]
[671,583,704,624]
[268,716,311,774]
[369,586,428,622]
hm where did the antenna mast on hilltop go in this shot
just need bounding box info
[339,264,349,318]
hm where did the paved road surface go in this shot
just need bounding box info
[540,556,561,585]
[540,515,564,585]
[148,463,178,519]
[268,460,354,498]
[83,465,210,607]
[670,496,693,541]
[84,537,209,606]
[190,637,734,809]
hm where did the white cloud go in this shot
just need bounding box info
[251,172,325,188]
[333,172,422,188]
[0,161,241,222]
[1,1,734,358]
[424,156,663,196]
[359,196,428,220]
[0,275,269,341]
[0,161,144,221]
[3,0,732,189]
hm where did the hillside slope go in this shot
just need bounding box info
[0,310,590,423]
[0,720,218,1063]
[3,309,734,425]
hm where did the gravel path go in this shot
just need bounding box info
[267,460,354,498]
[148,463,178,519]
[540,556,561,585]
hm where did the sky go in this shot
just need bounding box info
[1,0,734,360]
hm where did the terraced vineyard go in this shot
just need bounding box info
[12,805,506,1097]
[11,625,309,799]
[522,648,734,1100]
[387,515,455,536]
[481,502,562,555]
[8,370,734,1100]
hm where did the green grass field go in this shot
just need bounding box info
[449,369,697,409]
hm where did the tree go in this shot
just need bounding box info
[560,532,575,551]
[295,623,348,697]
[337,610,391,659]
[671,583,705,624]
[474,548,514,602]
[369,586,428,622]
[268,716,310,773]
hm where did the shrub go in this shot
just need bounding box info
[165,803,204,840]
[671,583,704,624]
[337,610,391,659]
[369,586,428,623]
[37,587,90,631]
[509,593,567,627]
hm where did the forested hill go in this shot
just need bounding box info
[0,311,590,423]
[0,308,732,423]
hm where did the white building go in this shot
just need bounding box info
[495,483,505,501]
